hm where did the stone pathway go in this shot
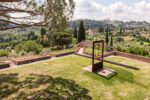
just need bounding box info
[77,48,84,54]
[76,48,92,58]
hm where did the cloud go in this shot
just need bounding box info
[73,0,150,22]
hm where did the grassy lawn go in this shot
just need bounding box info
[85,48,103,56]
[0,55,150,100]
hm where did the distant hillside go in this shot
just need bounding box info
[70,19,150,29]
[0,26,40,35]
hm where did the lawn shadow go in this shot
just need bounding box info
[0,73,20,99]
[84,65,149,89]
[83,66,135,86]
[0,73,91,100]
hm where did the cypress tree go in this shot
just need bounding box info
[120,27,122,35]
[99,26,104,33]
[106,31,109,45]
[105,25,109,45]
[98,27,101,33]
[110,34,113,46]
[78,21,85,43]
[40,28,46,39]
[73,27,78,39]
[102,26,104,33]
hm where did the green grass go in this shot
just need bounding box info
[0,55,150,100]
[85,48,102,56]
[136,41,150,46]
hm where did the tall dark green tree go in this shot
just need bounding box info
[40,28,47,39]
[120,27,123,35]
[110,35,113,46]
[73,27,78,39]
[99,26,104,33]
[105,32,109,45]
[78,21,86,43]
[105,25,109,45]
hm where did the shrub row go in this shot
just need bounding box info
[15,41,43,54]
[0,50,8,57]
[115,45,150,57]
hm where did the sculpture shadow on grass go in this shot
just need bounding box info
[0,73,92,100]
[84,65,149,89]
[83,66,135,86]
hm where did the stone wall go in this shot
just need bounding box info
[12,55,51,65]
[83,51,150,63]
[0,62,10,69]
[115,52,150,63]
[55,52,74,57]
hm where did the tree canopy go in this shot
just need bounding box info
[0,0,75,31]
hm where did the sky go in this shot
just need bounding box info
[73,0,150,22]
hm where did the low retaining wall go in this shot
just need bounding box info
[0,62,10,69]
[115,52,150,63]
[55,51,74,57]
[103,52,115,57]
[12,52,74,65]
[12,55,51,65]
[83,52,92,56]
[84,51,115,58]
[83,51,150,63]
[75,53,92,59]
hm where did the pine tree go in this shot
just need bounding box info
[73,27,78,39]
[78,21,85,43]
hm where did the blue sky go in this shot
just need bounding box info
[74,0,150,22]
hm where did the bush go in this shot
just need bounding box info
[116,36,124,42]
[15,41,43,54]
[52,32,73,49]
[0,50,8,57]
[140,42,144,45]
[37,38,49,47]
[0,43,10,49]
[115,45,150,57]
[28,31,38,40]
